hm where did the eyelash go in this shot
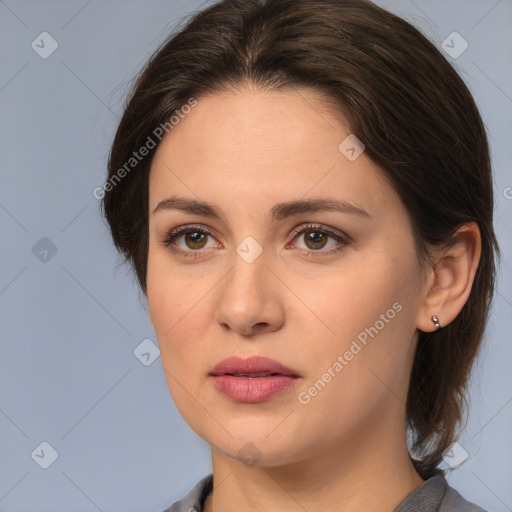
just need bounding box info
[160,223,350,259]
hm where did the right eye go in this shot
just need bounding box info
[161,224,220,258]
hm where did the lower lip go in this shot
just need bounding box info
[210,375,300,403]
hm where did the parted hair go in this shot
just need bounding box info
[101,0,499,479]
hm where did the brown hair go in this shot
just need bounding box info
[101,0,499,479]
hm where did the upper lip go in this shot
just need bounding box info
[210,356,300,377]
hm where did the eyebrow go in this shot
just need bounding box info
[152,196,371,221]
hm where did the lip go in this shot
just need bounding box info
[209,356,301,403]
[210,356,300,377]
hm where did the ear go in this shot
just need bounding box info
[416,222,482,333]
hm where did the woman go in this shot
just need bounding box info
[101,0,499,510]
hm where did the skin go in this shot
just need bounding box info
[146,84,481,512]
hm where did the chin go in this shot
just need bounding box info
[205,427,308,468]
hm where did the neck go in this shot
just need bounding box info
[204,419,424,512]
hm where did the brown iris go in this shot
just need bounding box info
[185,231,208,249]
[304,230,328,250]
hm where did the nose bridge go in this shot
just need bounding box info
[224,238,269,309]
[214,236,284,335]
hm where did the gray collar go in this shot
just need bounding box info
[394,474,486,511]
[163,473,486,512]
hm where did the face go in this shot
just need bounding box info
[146,85,429,467]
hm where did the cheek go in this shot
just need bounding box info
[147,245,199,332]
[304,259,407,346]
[146,258,221,437]
[146,252,214,376]
[298,252,419,397]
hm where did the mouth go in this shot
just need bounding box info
[209,355,301,378]
[209,356,301,403]
[220,372,289,378]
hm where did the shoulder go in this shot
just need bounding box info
[440,481,487,512]
[161,474,213,512]
[394,474,487,512]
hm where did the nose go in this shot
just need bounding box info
[214,249,285,337]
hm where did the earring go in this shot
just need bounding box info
[431,315,441,331]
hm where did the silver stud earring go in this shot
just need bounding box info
[431,315,441,331]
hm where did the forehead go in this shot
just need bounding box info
[148,87,399,218]
[155,85,349,163]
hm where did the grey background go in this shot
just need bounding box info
[0,0,510,511]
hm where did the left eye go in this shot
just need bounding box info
[288,224,349,255]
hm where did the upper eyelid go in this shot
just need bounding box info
[290,223,348,239]
[168,223,215,237]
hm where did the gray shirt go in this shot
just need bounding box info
[162,473,487,511]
